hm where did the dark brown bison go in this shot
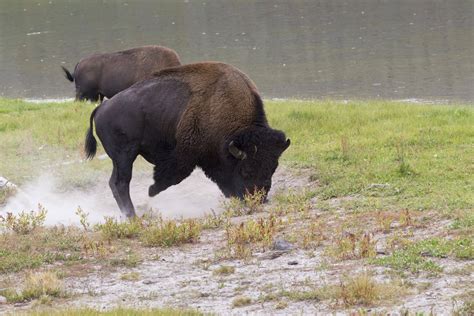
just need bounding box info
[61,45,181,102]
[84,62,290,217]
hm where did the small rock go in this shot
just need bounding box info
[143,279,158,285]
[257,251,285,260]
[0,295,7,304]
[272,238,294,251]
[287,260,298,265]
[0,176,16,189]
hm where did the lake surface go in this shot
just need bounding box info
[0,0,472,101]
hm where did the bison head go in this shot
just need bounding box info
[222,126,290,200]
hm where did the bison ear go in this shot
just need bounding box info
[229,141,247,160]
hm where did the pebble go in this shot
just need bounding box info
[287,260,298,265]
[272,238,294,251]
[0,296,7,304]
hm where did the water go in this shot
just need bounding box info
[0,0,473,101]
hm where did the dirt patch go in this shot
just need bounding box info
[0,167,472,315]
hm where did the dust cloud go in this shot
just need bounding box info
[0,169,224,226]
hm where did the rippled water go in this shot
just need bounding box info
[0,0,473,101]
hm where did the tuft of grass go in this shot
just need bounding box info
[232,296,252,308]
[225,214,279,258]
[0,204,47,234]
[372,237,473,273]
[120,272,141,281]
[263,273,408,307]
[213,265,235,276]
[95,217,143,240]
[326,231,377,260]
[17,307,204,315]
[141,218,201,247]
[1,271,64,303]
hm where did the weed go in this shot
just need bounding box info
[75,207,91,231]
[243,189,266,214]
[326,231,376,260]
[226,214,279,258]
[232,296,252,307]
[1,271,64,303]
[275,300,288,309]
[110,253,141,268]
[213,265,235,276]
[141,218,201,247]
[0,204,47,234]
[95,216,142,240]
[120,272,140,281]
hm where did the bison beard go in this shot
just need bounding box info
[84,62,290,217]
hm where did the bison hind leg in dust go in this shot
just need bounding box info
[108,152,138,218]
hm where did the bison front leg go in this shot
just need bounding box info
[148,159,194,197]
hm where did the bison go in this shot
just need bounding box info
[61,45,181,102]
[84,62,290,217]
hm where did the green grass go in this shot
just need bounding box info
[0,98,473,212]
[266,99,473,211]
[371,237,473,273]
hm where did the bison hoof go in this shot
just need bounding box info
[148,184,161,197]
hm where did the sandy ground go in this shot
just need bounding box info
[0,167,472,315]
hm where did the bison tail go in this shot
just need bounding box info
[61,66,74,82]
[84,106,99,160]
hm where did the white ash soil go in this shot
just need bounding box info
[0,167,472,315]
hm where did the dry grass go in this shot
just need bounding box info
[141,218,201,247]
[212,265,235,276]
[1,271,64,303]
[225,214,280,258]
[0,204,47,234]
[120,272,140,281]
[232,296,252,308]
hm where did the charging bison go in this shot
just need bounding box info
[84,62,290,217]
[61,45,181,102]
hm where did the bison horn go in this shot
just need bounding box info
[229,141,247,160]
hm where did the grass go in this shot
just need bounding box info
[212,265,235,276]
[1,98,472,213]
[17,307,203,315]
[266,99,473,212]
[231,296,252,308]
[371,237,473,273]
[0,271,64,303]
[261,273,408,307]
[225,214,279,258]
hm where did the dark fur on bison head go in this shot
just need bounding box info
[217,126,290,200]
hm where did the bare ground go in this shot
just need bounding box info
[0,167,472,315]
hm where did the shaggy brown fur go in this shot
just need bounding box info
[85,62,289,217]
[62,45,181,101]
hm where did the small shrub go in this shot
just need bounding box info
[75,206,90,231]
[243,189,266,214]
[1,271,65,303]
[0,204,47,234]
[232,296,252,308]
[213,265,235,276]
[95,217,142,240]
[120,272,140,281]
[141,218,201,247]
[22,271,63,301]
[327,231,376,260]
[226,215,279,258]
